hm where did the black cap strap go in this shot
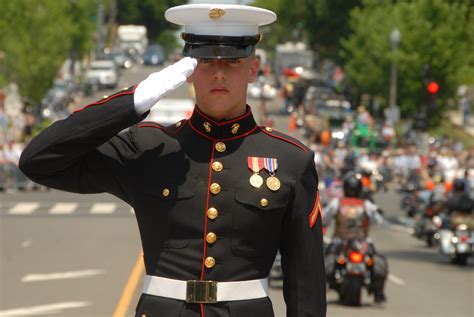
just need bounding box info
[181,33,261,46]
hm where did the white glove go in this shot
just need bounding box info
[134,57,197,115]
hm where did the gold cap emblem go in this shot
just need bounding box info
[209,8,225,20]
[231,123,240,134]
[203,122,212,133]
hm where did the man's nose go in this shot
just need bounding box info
[211,61,227,80]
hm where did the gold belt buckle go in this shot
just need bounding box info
[186,280,218,303]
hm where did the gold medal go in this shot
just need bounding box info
[249,173,264,188]
[266,176,281,191]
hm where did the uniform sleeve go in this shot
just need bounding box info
[280,151,327,317]
[19,87,147,202]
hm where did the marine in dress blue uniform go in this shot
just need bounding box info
[19,4,326,317]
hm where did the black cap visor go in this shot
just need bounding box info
[183,44,255,59]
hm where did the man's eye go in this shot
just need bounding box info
[228,59,240,64]
[199,58,213,64]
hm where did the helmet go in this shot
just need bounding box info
[452,178,465,193]
[343,173,363,198]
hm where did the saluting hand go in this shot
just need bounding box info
[134,57,197,114]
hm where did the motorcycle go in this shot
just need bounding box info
[327,239,374,306]
[413,213,441,247]
[438,214,474,265]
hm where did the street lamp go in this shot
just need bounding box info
[388,28,401,114]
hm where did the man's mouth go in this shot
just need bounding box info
[210,87,229,93]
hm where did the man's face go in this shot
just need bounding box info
[187,55,259,120]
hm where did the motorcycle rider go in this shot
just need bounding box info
[443,178,474,228]
[438,178,474,262]
[323,172,388,303]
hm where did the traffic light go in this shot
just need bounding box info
[427,81,439,95]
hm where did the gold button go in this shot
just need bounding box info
[102,95,109,99]
[210,183,221,195]
[265,127,273,132]
[215,142,226,152]
[176,121,182,128]
[205,256,216,268]
[141,315,147,317]
[207,207,218,220]
[212,161,223,172]
[162,188,170,197]
[260,198,269,207]
[206,232,217,244]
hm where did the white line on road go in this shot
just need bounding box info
[388,224,414,235]
[90,203,116,214]
[49,202,78,214]
[388,273,406,285]
[8,202,39,215]
[0,301,91,316]
[21,269,105,282]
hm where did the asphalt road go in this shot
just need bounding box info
[1,63,473,317]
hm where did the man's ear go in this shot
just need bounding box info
[248,57,260,83]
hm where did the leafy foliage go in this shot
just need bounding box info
[0,0,96,103]
[252,0,362,61]
[340,0,474,124]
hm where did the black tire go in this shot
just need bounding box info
[452,254,468,266]
[341,276,363,306]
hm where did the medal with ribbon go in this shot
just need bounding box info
[247,157,264,188]
[263,158,280,191]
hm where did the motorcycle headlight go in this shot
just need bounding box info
[432,216,442,228]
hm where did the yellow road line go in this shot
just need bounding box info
[113,251,144,317]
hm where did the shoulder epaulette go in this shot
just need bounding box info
[73,84,138,113]
[259,126,309,152]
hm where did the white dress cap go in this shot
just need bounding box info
[165,4,277,37]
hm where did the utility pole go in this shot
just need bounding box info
[388,28,401,123]
[96,0,105,57]
[69,0,78,79]
[109,0,117,47]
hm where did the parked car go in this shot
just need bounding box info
[144,44,165,66]
[41,79,79,118]
[85,60,120,89]
[102,49,133,69]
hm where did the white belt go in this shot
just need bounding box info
[142,275,269,303]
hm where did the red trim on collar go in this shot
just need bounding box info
[259,127,308,152]
[194,106,252,126]
[73,84,138,113]
[137,120,187,134]
[189,120,258,141]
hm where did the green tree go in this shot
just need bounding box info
[252,0,361,61]
[0,0,95,104]
[340,0,474,126]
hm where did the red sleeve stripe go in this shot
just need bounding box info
[309,191,322,228]
[259,127,308,152]
[73,84,138,113]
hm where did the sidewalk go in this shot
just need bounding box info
[447,110,474,136]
